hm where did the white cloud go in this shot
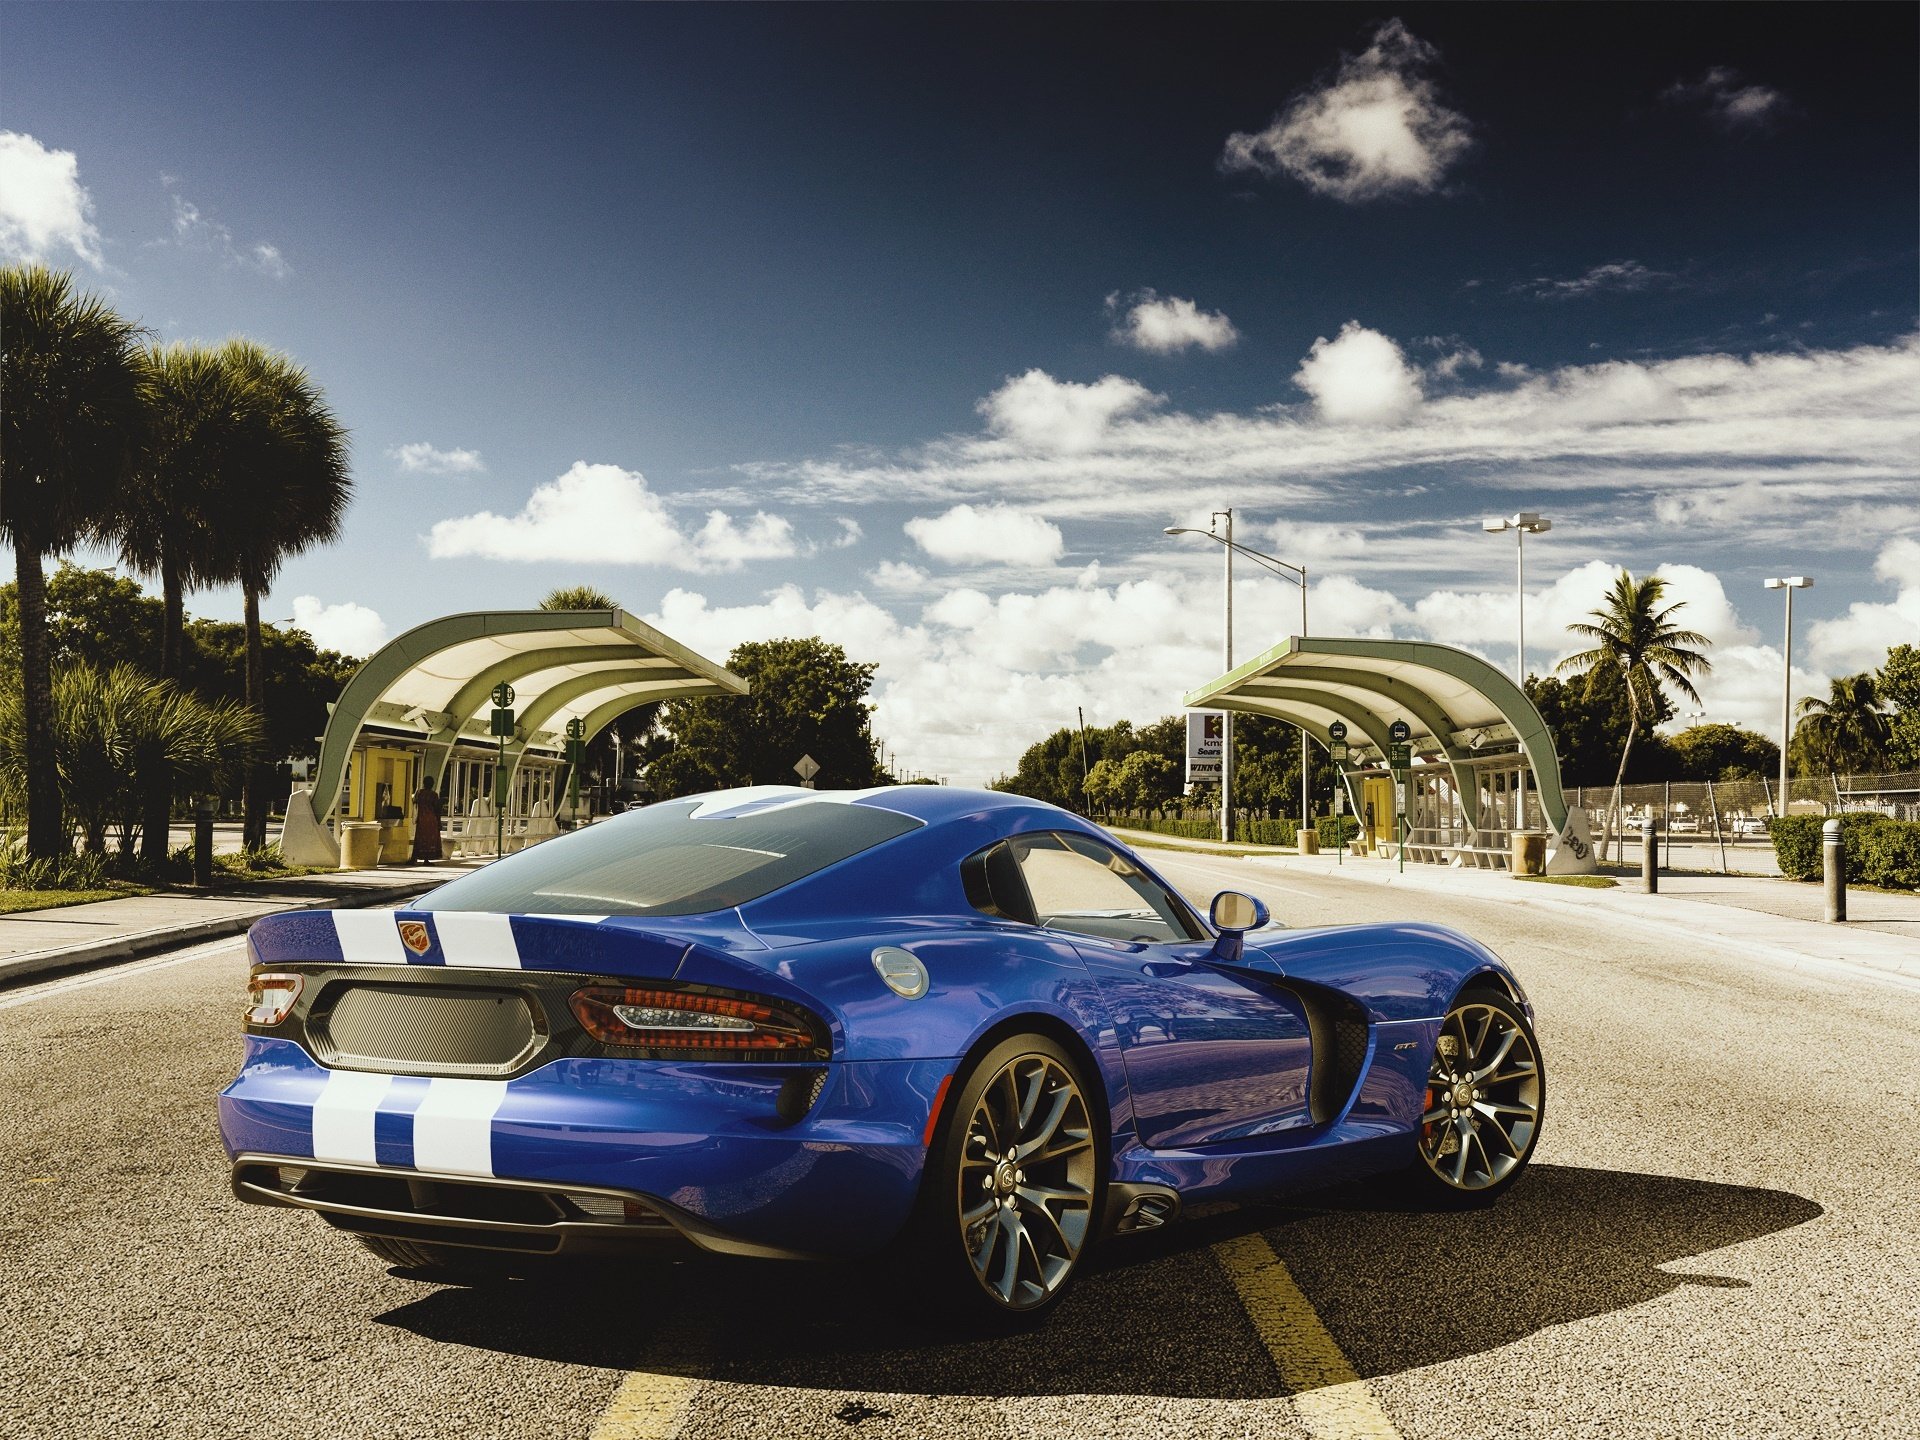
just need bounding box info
[166,189,289,278]
[977,370,1162,452]
[868,560,932,593]
[905,503,1065,568]
[1666,68,1788,130]
[1512,260,1674,301]
[1220,19,1472,202]
[390,442,486,475]
[290,596,388,657]
[1807,538,1920,674]
[0,132,102,267]
[426,461,801,572]
[1108,290,1240,354]
[830,518,863,549]
[1294,322,1423,423]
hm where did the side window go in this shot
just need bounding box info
[1009,833,1202,944]
[960,841,1038,926]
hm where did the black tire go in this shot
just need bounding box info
[909,1032,1104,1323]
[1399,989,1545,1208]
[354,1233,516,1281]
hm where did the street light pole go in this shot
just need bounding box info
[1763,576,1813,818]
[1483,512,1551,830]
[1221,509,1235,844]
[1165,518,1309,845]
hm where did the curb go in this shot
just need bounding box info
[0,878,438,989]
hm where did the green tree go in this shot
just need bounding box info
[0,562,164,684]
[650,637,882,796]
[111,343,267,859]
[1526,669,1663,787]
[540,585,619,610]
[1665,723,1779,781]
[0,265,147,856]
[1875,645,1920,772]
[1112,749,1180,816]
[1793,673,1890,776]
[212,339,351,849]
[0,660,259,857]
[1556,571,1711,850]
[1082,756,1122,816]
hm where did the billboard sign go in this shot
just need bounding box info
[1186,711,1225,785]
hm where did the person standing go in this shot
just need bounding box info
[410,775,444,864]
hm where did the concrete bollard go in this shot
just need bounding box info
[193,805,215,888]
[1642,817,1658,894]
[1823,818,1847,923]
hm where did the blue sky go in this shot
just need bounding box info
[5,3,1916,781]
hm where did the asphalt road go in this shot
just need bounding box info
[3,854,1916,1440]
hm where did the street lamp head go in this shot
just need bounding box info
[1763,576,1813,590]
[1163,526,1186,536]
[1482,517,1508,533]
[1523,517,1551,534]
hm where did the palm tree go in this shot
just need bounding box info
[540,585,619,610]
[1556,570,1712,858]
[0,265,146,857]
[1795,673,1889,777]
[212,338,351,850]
[109,343,263,861]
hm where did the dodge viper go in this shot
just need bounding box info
[220,785,1544,1317]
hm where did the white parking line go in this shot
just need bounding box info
[0,933,247,1010]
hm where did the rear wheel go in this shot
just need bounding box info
[914,1033,1102,1321]
[1404,991,1544,1205]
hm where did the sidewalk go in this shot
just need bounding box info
[1110,827,1920,986]
[0,860,480,986]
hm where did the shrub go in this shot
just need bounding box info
[1317,815,1361,848]
[0,846,111,892]
[1769,812,1920,890]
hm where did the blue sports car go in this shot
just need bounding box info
[221,785,1544,1317]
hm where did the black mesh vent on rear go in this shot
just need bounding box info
[312,984,540,1077]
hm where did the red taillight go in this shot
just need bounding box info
[246,971,303,1027]
[568,986,824,1057]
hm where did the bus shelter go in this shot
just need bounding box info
[278,607,747,865]
[1182,636,1595,875]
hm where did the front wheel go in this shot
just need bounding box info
[912,1033,1103,1322]
[1404,991,1544,1205]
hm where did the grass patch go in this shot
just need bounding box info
[1515,874,1618,888]
[0,882,153,914]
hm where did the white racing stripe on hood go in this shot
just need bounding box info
[431,911,522,969]
[332,909,409,964]
[311,1070,393,1164]
[412,1078,508,1177]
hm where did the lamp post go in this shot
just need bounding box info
[1482,512,1551,831]
[1763,576,1813,818]
[1166,516,1310,842]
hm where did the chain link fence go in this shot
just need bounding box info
[1568,770,1920,871]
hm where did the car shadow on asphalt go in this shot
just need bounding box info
[372,1163,1822,1397]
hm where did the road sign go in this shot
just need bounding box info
[1330,740,1349,763]
[1328,721,1347,741]
[565,716,586,740]
[1186,711,1225,785]
[490,706,516,737]
[1388,719,1411,743]
[1395,781,1409,812]
[793,753,820,782]
[491,682,516,708]
[1388,742,1412,770]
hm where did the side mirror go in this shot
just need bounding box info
[1210,891,1270,933]
[1209,891,1270,962]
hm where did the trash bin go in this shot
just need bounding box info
[1297,830,1320,855]
[339,821,382,870]
[1511,830,1547,876]
[378,819,412,864]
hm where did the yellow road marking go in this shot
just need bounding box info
[589,1370,700,1440]
[1213,1232,1405,1440]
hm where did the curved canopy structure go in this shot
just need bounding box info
[1183,636,1593,872]
[280,608,746,862]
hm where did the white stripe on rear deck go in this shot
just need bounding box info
[431,912,522,969]
[331,909,409,965]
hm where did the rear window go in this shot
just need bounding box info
[418,795,922,918]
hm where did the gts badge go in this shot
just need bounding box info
[1392,1041,1419,1052]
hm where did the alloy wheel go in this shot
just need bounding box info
[1419,999,1542,1192]
[956,1052,1096,1310]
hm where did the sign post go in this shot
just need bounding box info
[794,753,820,789]
[565,716,586,828]
[489,681,516,858]
[1388,720,1412,874]
[1186,711,1225,789]
[1327,722,1349,866]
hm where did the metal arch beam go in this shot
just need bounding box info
[1210,697,1369,814]
[499,671,720,798]
[1188,636,1569,833]
[1245,670,1484,827]
[1228,683,1479,827]
[308,610,623,826]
